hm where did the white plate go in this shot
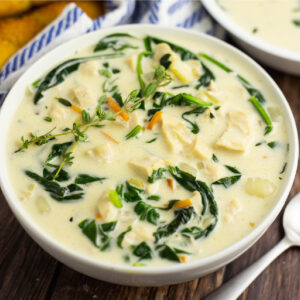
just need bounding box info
[202,0,300,75]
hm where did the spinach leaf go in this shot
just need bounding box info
[46,141,73,164]
[117,226,132,249]
[25,170,84,201]
[181,106,207,134]
[147,195,160,201]
[74,174,106,184]
[160,53,172,69]
[34,53,123,104]
[94,33,138,52]
[131,241,152,260]
[267,141,277,149]
[168,166,218,237]
[168,93,212,107]
[156,244,180,262]
[101,221,117,232]
[154,207,195,242]
[43,166,70,182]
[145,36,199,61]
[249,96,273,135]
[225,165,241,174]
[292,19,300,26]
[148,168,167,183]
[212,175,241,188]
[112,91,123,107]
[124,181,144,202]
[56,97,72,107]
[197,62,215,87]
[134,201,160,225]
[78,219,111,251]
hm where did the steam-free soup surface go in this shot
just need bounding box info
[219,0,300,53]
[7,31,288,266]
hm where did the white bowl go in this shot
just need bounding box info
[0,25,298,286]
[202,0,300,75]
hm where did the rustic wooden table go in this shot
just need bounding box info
[0,66,299,299]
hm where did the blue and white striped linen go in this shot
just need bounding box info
[0,0,223,104]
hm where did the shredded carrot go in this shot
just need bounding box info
[71,104,83,114]
[107,97,130,122]
[173,198,192,209]
[101,131,119,144]
[166,178,174,190]
[179,255,187,263]
[95,212,101,220]
[249,222,255,228]
[147,111,163,130]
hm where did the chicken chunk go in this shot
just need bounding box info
[72,84,96,108]
[79,60,98,76]
[216,110,251,152]
[129,155,165,180]
[97,190,119,222]
[86,143,114,163]
[199,160,221,182]
[49,102,72,122]
[161,114,193,153]
[122,222,155,247]
[192,136,212,160]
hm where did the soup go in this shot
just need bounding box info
[218,0,300,53]
[6,32,288,267]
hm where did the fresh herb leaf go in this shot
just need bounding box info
[125,125,142,140]
[267,141,277,149]
[44,116,52,122]
[249,96,273,135]
[181,226,205,239]
[81,110,91,123]
[172,84,189,89]
[112,68,120,74]
[74,174,106,185]
[99,69,112,78]
[43,166,70,182]
[94,33,138,52]
[225,165,241,174]
[112,91,123,107]
[252,27,258,34]
[168,93,212,107]
[146,137,157,143]
[124,181,144,202]
[199,53,232,73]
[117,226,132,248]
[131,241,152,260]
[46,141,73,164]
[34,53,123,104]
[147,195,160,201]
[136,51,152,91]
[148,168,167,183]
[78,219,111,251]
[56,97,72,107]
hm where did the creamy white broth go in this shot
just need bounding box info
[218,0,300,53]
[6,32,288,266]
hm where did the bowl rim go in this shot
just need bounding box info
[202,0,300,62]
[0,24,298,276]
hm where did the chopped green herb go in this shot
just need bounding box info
[101,221,117,232]
[267,141,277,149]
[125,125,142,140]
[280,162,287,174]
[56,97,72,107]
[146,137,157,143]
[99,69,112,78]
[172,84,189,89]
[109,189,123,208]
[147,195,160,201]
[209,112,215,119]
[44,116,52,122]
[81,110,91,123]
[252,27,259,34]
[292,19,300,26]
[112,68,121,74]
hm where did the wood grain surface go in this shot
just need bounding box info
[0,67,299,300]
